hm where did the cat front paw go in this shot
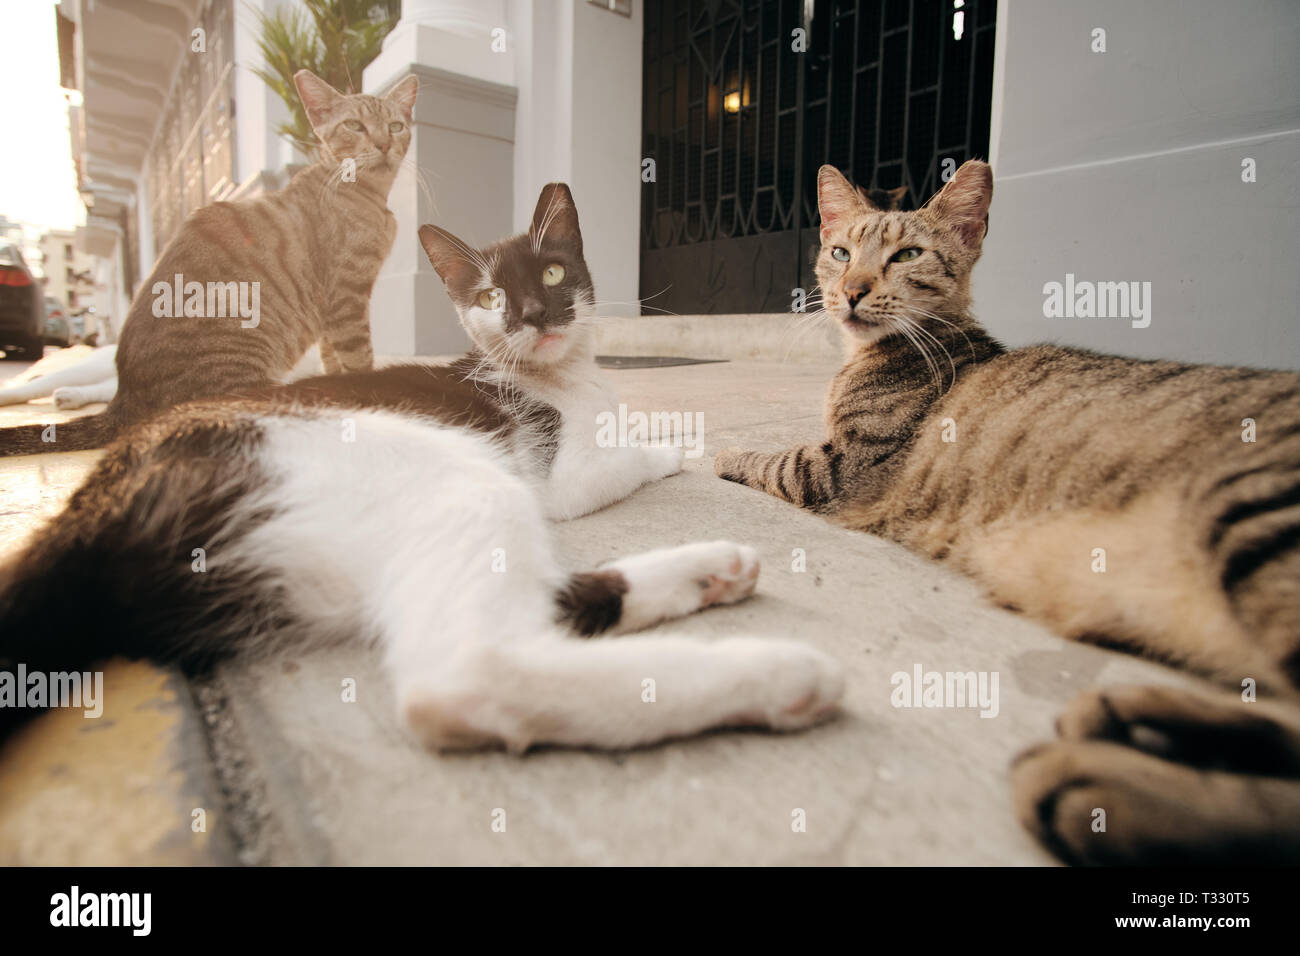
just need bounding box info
[717,639,846,731]
[646,443,684,479]
[696,542,761,608]
[53,386,89,409]
[713,446,748,481]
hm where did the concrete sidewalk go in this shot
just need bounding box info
[0,354,1199,865]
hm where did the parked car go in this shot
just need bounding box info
[0,243,44,359]
[42,296,70,347]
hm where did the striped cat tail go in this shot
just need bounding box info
[0,408,118,457]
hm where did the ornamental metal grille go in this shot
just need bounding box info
[639,0,997,314]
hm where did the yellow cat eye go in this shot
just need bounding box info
[478,289,501,310]
[831,247,851,262]
[389,121,405,133]
[343,120,365,132]
[542,263,566,286]
[892,247,923,262]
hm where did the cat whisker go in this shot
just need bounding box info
[903,306,979,364]
[781,308,832,363]
[888,314,942,394]
[896,313,946,390]
[897,311,957,391]
[396,156,438,214]
[441,231,493,276]
[587,299,683,318]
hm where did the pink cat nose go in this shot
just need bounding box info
[845,284,871,306]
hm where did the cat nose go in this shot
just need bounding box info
[844,283,871,307]
[520,299,547,328]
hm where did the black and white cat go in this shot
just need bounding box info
[0,184,844,752]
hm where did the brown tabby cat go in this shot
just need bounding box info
[715,160,1300,864]
[0,70,418,457]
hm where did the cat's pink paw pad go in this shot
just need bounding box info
[695,543,760,607]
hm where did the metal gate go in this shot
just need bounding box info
[639,0,997,315]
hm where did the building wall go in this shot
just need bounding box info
[37,229,96,312]
[233,0,305,187]
[509,0,643,312]
[567,0,643,316]
[978,0,1300,369]
[367,0,646,354]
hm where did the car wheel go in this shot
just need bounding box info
[4,334,43,360]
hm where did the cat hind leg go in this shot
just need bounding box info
[556,540,761,636]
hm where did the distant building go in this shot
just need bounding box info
[36,229,97,334]
[57,0,295,343]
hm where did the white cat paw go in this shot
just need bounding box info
[607,540,761,631]
[693,541,760,608]
[718,639,846,731]
[53,386,88,409]
[646,443,684,479]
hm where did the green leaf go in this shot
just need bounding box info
[247,0,400,160]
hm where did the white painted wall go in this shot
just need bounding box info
[511,0,644,314]
[233,0,305,183]
[366,0,645,354]
[566,0,643,315]
[978,0,1300,369]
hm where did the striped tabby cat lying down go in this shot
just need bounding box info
[716,160,1300,864]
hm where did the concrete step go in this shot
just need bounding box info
[593,312,841,362]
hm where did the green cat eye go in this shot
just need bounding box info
[542,263,566,286]
[343,120,365,132]
[831,247,851,262]
[389,121,405,133]
[892,247,923,262]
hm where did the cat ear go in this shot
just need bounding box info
[887,185,908,209]
[531,183,582,250]
[924,160,993,246]
[294,70,345,129]
[817,166,868,239]
[419,225,481,289]
[386,75,419,122]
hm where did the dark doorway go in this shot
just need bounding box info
[639,0,997,315]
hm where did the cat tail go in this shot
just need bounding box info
[0,526,115,740]
[0,407,120,458]
[0,421,267,741]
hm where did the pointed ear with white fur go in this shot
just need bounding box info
[419,224,480,289]
[530,183,582,251]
